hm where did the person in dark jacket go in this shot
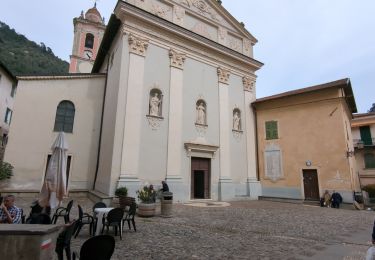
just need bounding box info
[161,181,169,192]
[331,190,343,208]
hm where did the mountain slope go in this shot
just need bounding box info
[0,21,69,75]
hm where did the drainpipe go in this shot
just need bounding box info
[93,55,110,190]
[253,105,260,181]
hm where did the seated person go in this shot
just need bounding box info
[0,195,22,224]
[331,190,343,208]
[323,190,331,208]
[161,181,169,192]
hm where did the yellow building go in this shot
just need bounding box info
[253,78,359,202]
[351,112,375,186]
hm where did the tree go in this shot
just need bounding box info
[369,103,375,113]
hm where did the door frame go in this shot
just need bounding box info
[301,168,321,200]
[190,157,211,199]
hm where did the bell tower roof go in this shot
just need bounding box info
[85,4,102,24]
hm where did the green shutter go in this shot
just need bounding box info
[266,121,278,140]
[360,126,373,145]
[365,153,375,169]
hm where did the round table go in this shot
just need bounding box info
[94,207,114,235]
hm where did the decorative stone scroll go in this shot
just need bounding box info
[243,76,255,92]
[128,34,149,57]
[243,39,252,55]
[195,123,207,137]
[151,3,171,19]
[169,49,186,69]
[173,6,185,26]
[217,67,230,85]
[146,115,163,130]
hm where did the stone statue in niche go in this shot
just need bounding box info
[196,101,206,125]
[233,111,241,131]
[149,92,161,116]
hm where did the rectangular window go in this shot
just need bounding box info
[4,108,12,125]
[10,83,16,97]
[265,121,278,140]
[364,153,375,169]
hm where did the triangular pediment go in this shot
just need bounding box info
[174,0,256,41]
[122,0,257,56]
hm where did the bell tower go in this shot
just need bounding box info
[69,4,106,73]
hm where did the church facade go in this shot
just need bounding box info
[3,0,263,202]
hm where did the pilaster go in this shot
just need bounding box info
[118,34,149,194]
[243,76,261,198]
[217,67,234,200]
[166,49,185,187]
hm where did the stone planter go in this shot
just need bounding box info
[138,202,156,217]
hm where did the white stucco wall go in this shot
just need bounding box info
[95,32,128,195]
[2,76,105,191]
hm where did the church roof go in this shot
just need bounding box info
[252,78,357,113]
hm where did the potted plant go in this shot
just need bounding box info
[115,186,131,209]
[137,185,156,217]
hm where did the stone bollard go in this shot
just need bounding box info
[161,192,173,218]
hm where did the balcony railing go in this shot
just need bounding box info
[353,138,375,148]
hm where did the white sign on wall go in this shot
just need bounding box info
[264,144,283,181]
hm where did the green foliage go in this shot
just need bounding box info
[0,21,69,75]
[362,184,375,198]
[115,186,128,197]
[137,185,156,203]
[369,103,375,113]
[0,161,13,181]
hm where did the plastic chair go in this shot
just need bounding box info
[92,202,107,212]
[20,208,26,224]
[72,235,115,260]
[52,200,74,224]
[55,220,78,260]
[122,202,137,232]
[74,205,95,238]
[101,208,124,240]
[28,213,51,224]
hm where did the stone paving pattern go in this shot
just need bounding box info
[16,197,375,259]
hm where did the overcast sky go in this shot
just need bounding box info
[0,0,374,112]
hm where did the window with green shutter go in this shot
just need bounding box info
[360,126,373,145]
[364,153,375,169]
[265,121,278,140]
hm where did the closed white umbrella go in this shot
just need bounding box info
[39,132,69,209]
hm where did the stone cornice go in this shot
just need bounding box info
[16,74,106,81]
[217,67,230,85]
[128,33,149,56]
[169,49,186,69]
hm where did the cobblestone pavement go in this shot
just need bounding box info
[16,197,375,259]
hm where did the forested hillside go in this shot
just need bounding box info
[0,21,69,75]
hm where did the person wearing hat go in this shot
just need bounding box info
[366,220,375,260]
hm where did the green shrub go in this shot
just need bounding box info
[362,184,375,198]
[115,186,128,197]
[0,162,13,181]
